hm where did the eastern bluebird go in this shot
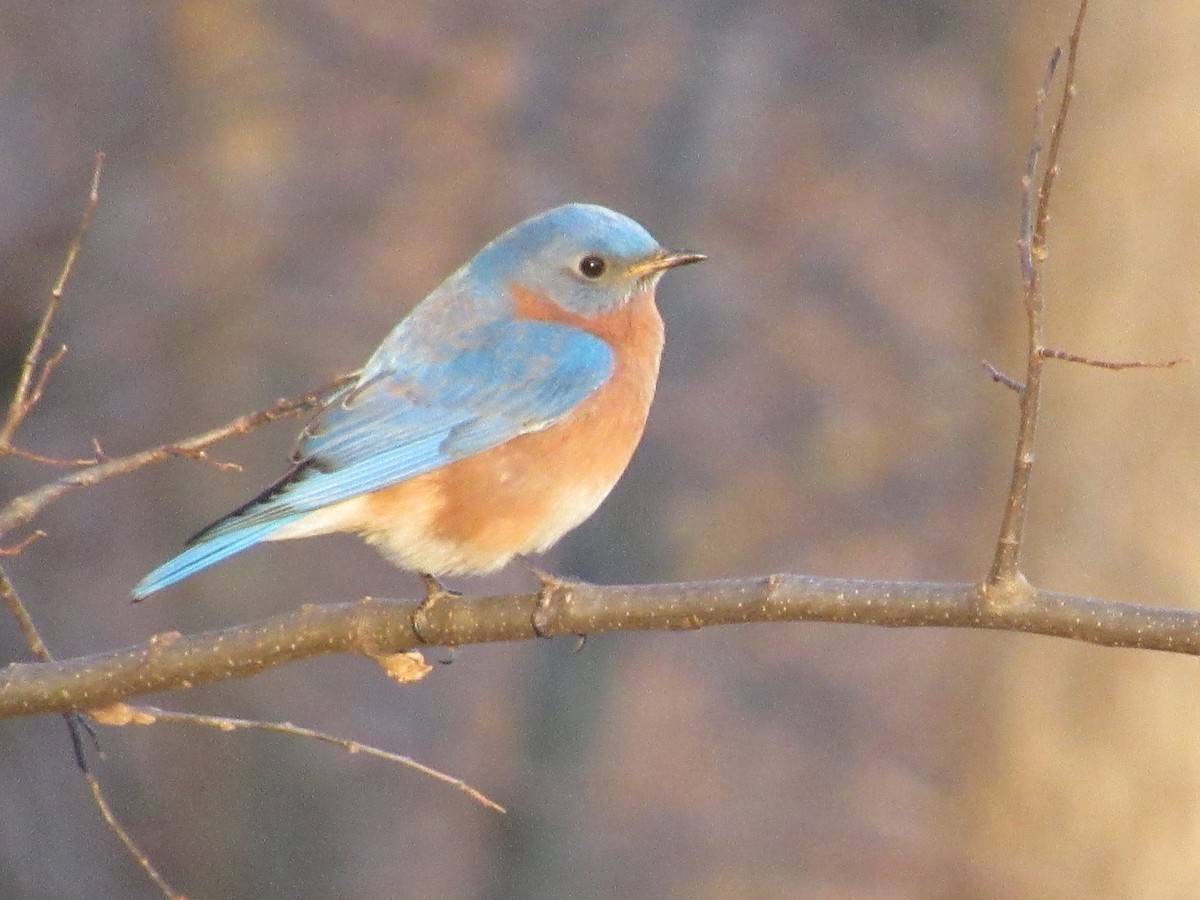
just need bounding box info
[132,204,704,600]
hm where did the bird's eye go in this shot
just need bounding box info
[578,255,607,279]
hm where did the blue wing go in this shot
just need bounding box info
[132,319,613,598]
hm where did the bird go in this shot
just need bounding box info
[132,203,704,601]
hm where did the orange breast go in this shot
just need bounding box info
[357,287,665,575]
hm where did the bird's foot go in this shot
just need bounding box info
[413,573,460,648]
[518,557,586,641]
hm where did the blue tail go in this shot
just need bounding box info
[131,518,298,600]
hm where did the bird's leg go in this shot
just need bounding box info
[517,556,586,640]
[413,573,460,648]
[419,572,460,603]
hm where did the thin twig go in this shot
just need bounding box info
[0,374,354,539]
[987,0,1088,588]
[3,444,97,467]
[1034,1,1088,259]
[0,563,52,661]
[1018,45,1060,287]
[1,153,104,448]
[0,530,46,557]
[80,769,184,899]
[104,705,505,814]
[1,565,181,896]
[24,343,69,416]
[1040,348,1191,370]
[982,361,1025,393]
[162,445,243,472]
[1,166,190,896]
[64,714,182,899]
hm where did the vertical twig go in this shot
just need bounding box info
[0,156,184,900]
[0,564,52,662]
[1017,46,1060,288]
[0,152,104,448]
[987,0,1088,588]
[1,564,184,898]
[81,768,184,899]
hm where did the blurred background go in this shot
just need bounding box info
[4,1,1200,897]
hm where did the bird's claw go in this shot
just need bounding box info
[521,558,584,640]
[413,573,460,645]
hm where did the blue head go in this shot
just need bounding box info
[465,203,705,317]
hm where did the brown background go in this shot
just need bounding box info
[2,2,1198,897]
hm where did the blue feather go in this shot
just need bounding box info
[131,518,301,600]
[133,319,613,597]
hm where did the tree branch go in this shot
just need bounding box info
[2,560,183,899]
[4,574,1200,720]
[0,374,354,540]
[987,0,1088,587]
[1040,346,1191,370]
[91,704,505,814]
[77,764,184,900]
[0,152,103,452]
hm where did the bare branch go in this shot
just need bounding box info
[1034,1,1088,258]
[982,361,1025,393]
[0,155,351,900]
[22,343,69,420]
[0,374,354,540]
[90,703,505,814]
[987,1,1088,588]
[0,564,53,662]
[1040,347,1191,371]
[81,769,183,899]
[2,566,181,897]
[4,575,1200,721]
[2,444,97,467]
[161,445,244,472]
[1018,45,1060,287]
[1,153,104,448]
[65,715,184,900]
[0,530,46,557]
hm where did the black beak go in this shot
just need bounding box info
[632,249,707,276]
